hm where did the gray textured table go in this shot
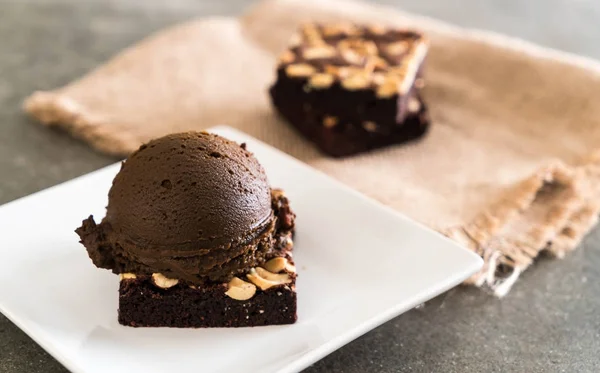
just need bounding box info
[1,1,599,372]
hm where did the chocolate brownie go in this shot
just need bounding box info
[269,23,430,157]
[118,269,297,328]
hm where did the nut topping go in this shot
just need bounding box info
[119,273,136,280]
[151,273,179,289]
[255,267,291,282]
[301,24,325,45]
[279,24,427,100]
[263,257,297,273]
[365,56,389,71]
[309,73,335,88]
[278,50,296,64]
[303,46,336,60]
[388,66,407,77]
[341,50,364,65]
[341,71,371,90]
[338,39,378,56]
[225,277,257,301]
[247,267,291,291]
[376,76,401,98]
[372,72,386,85]
[285,63,316,78]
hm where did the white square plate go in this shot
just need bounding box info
[0,126,482,373]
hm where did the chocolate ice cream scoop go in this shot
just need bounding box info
[107,131,272,248]
[76,132,291,284]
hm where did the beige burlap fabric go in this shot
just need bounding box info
[23,0,600,296]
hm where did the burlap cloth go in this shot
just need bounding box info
[23,0,600,296]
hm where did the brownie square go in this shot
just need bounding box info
[118,272,297,328]
[269,23,430,157]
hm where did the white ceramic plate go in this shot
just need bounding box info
[0,126,482,373]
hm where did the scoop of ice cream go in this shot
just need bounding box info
[76,132,279,283]
[106,132,272,249]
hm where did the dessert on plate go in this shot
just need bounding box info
[269,22,430,157]
[76,132,297,327]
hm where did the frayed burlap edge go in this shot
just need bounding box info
[445,156,600,297]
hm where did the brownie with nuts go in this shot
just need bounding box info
[76,132,298,328]
[269,23,430,157]
[118,255,297,328]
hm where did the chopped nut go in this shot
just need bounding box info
[225,277,256,301]
[301,24,320,36]
[341,71,371,90]
[151,273,179,289]
[386,41,409,55]
[322,115,338,128]
[264,257,287,273]
[341,49,364,65]
[388,66,407,77]
[338,39,378,56]
[361,40,379,56]
[264,257,297,274]
[303,46,336,59]
[324,65,361,78]
[256,267,291,282]
[337,38,378,65]
[376,77,401,98]
[286,63,316,77]
[119,273,136,280]
[376,83,397,97]
[372,72,386,85]
[407,97,421,113]
[278,50,296,64]
[365,56,388,71]
[363,121,378,132]
[309,73,335,88]
[247,268,291,291]
[301,24,324,45]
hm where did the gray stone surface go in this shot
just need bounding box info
[1,0,599,372]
